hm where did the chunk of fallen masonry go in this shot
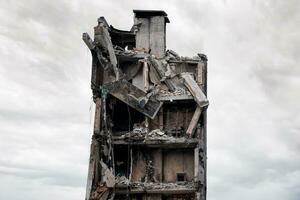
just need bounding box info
[181,72,209,108]
[103,79,162,119]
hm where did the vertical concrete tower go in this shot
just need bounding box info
[134,10,169,58]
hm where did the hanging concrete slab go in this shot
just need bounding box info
[104,79,163,119]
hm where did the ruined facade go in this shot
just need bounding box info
[83,10,208,200]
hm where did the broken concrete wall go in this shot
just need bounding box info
[163,149,194,183]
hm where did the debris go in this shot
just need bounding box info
[82,33,96,50]
[100,161,115,188]
[148,56,177,92]
[145,160,156,182]
[149,63,161,85]
[104,79,163,119]
[165,63,177,78]
[133,123,148,135]
[181,72,209,107]
[122,123,148,139]
[130,182,195,190]
[91,184,109,200]
[115,176,130,185]
[186,106,202,137]
[145,129,173,141]
[159,87,189,97]
[143,60,150,91]
[166,49,180,60]
[94,18,120,80]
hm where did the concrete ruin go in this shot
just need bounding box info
[83,10,208,200]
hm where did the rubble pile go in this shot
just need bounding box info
[145,129,172,141]
[115,176,130,186]
[130,182,195,190]
[122,124,148,139]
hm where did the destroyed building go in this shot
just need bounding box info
[83,10,208,200]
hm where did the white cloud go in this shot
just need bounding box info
[0,0,299,199]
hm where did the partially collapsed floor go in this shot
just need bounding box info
[83,10,209,200]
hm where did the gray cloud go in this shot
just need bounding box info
[0,0,299,200]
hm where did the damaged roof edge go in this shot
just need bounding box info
[133,9,170,23]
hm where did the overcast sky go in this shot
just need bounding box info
[0,0,299,199]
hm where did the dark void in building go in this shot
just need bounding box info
[83,9,209,200]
